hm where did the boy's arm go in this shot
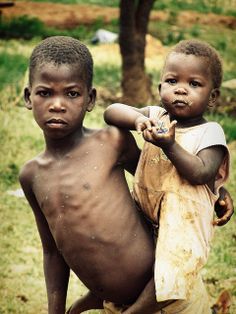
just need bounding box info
[104,103,150,130]
[121,130,141,175]
[19,164,70,314]
[109,126,141,176]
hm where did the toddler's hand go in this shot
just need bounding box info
[142,120,177,149]
[213,188,234,226]
[156,121,169,134]
[135,116,157,134]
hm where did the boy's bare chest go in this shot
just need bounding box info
[32,146,114,219]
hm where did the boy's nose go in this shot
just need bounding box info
[174,86,187,95]
[49,98,66,113]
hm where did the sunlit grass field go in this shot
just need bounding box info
[1,29,236,314]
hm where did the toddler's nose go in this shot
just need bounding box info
[174,86,187,95]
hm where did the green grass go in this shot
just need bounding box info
[0,51,28,89]
[153,0,236,16]
[207,113,236,143]
[1,87,235,313]
[148,22,236,81]
[24,0,120,6]
[0,5,236,312]
[0,98,104,313]
[0,15,118,40]
[18,0,236,15]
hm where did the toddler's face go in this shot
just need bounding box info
[159,52,218,123]
[25,63,95,138]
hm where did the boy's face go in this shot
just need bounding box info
[159,52,219,122]
[24,63,96,138]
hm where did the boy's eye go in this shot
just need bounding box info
[67,91,80,98]
[166,78,177,85]
[190,80,201,87]
[38,90,50,97]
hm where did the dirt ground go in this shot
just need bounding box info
[1,1,236,29]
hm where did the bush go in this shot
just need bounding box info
[0,14,118,42]
[0,15,49,39]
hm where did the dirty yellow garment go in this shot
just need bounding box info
[103,274,211,313]
[102,301,128,313]
[133,106,229,302]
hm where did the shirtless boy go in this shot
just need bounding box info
[19,36,233,314]
[19,35,155,314]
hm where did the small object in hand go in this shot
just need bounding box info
[156,121,168,134]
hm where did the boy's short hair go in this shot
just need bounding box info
[29,36,93,88]
[167,39,222,89]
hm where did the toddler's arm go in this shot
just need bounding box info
[142,123,226,186]
[104,103,152,131]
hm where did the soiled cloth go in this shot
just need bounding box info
[102,301,128,313]
[133,106,229,302]
[102,274,211,313]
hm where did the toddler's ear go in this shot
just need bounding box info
[24,87,32,110]
[87,88,96,112]
[209,88,220,107]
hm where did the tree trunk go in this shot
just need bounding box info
[119,0,154,106]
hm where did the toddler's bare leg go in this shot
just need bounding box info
[67,290,103,314]
[122,278,175,314]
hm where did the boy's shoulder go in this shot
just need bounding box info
[19,153,44,186]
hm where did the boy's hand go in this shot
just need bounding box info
[213,188,234,226]
[135,116,157,134]
[142,120,177,149]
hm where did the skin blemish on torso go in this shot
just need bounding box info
[83,183,91,190]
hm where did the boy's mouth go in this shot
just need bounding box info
[46,118,67,127]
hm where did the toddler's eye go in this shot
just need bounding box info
[166,78,177,85]
[190,81,201,87]
[67,91,79,98]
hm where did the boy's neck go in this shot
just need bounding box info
[44,127,86,157]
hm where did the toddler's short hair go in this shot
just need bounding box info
[167,39,222,89]
[29,36,93,88]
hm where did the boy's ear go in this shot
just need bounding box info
[86,87,97,112]
[209,88,220,107]
[24,87,32,110]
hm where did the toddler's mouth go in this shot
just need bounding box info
[172,99,192,107]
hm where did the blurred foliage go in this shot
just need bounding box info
[22,0,236,16]
[0,15,48,39]
[0,3,235,312]
[0,15,119,40]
